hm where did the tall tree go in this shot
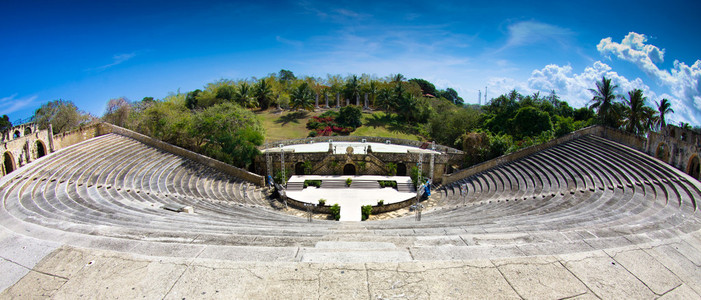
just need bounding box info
[622,89,651,135]
[589,76,620,127]
[656,98,674,130]
[102,97,131,127]
[33,100,91,134]
[290,82,315,111]
[254,79,275,110]
[344,75,361,103]
[233,82,257,108]
[366,80,379,107]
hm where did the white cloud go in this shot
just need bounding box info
[90,52,137,71]
[502,21,573,49]
[276,36,304,48]
[597,32,701,124]
[0,94,38,116]
[528,61,653,108]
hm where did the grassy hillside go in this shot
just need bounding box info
[255,109,425,143]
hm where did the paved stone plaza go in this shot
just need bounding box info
[1,132,700,298]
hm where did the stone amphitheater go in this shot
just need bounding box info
[1,123,701,299]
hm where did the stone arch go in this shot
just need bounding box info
[24,127,32,136]
[343,163,356,175]
[397,163,407,176]
[3,151,16,176]
[687,154,700,180]
[36,140,47,159]
[295,162,305,175]
[13,130,20,139]
[656,142,670,162]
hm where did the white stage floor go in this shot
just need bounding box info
[285,176,416,221]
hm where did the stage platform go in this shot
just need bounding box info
[285,175,417,221]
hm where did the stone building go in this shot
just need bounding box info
[647,124,701,180]
[1,123,53,177]
[256,136,464,184]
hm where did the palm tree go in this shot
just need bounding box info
[589,76,620,127]
[656,98,674,130]
[367,80,379,107]
[290,82,315,111]
[234,82,258,108]
[622,89,650,135]
[344,75,361,104]
[254,79,275,110]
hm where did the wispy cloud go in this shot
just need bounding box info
[0,94,38,116]
[276,36,304,48]
[88,52,138,72]
[500,21,573,50]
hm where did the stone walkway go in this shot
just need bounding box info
[2,227,700,298]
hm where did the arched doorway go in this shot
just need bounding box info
[3,152,16,176]
[24,127,32,136]
[397,163,407,176]
[13,130,20,139]
[656,143,669,162]
[36,140,46,159]
[688,155,700,180]
[343,164,356,175]
[295,162,305,175]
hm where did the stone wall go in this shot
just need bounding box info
[51,123,102,151]
[99,123,265,186]
[284,193,418,215]
[1,123,51,177]
[646,125,701,179]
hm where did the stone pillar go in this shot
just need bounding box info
[364,93,368,109]
[336,93,340,108]
[325,93,329,108]
[346,97,350,106]
[48,124,55,152]
[356,94,360,106]
[25,140,31,162]
[315,93,319,109]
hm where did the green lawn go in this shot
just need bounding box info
[255,109,425,143]
[351,111,424,141]
[255,109,320,142]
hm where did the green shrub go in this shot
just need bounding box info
[304,180,322,188]
[386,162,397,176]
[330,203,341,220]
[318,198,326,206]
[377,200,384,206]
[346,177,353,186]
[361,205,372,221]
[378,181,397,188]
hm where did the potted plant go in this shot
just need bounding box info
[346,177,352,187]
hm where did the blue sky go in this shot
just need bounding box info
[2,0,701,125]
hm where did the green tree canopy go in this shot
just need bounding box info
[589,76,620,127]
[336,105,363,128]
[290,82,315,111]
[33,99,92,134]
[0,115,11,132]
[191,102,264,168]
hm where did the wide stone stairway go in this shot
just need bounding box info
[1,132,701,298]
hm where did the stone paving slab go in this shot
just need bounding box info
[2,241,701,299]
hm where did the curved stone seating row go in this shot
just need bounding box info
[377,134,701,244]
[1,132,700,254]
[1,134,340,243]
